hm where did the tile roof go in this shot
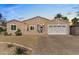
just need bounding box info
[7,19,25,24]
[22,16,50,22]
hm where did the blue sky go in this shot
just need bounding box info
[0,4,79,21]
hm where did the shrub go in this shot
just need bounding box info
[4,31,8,35]
[4,31,12,36]
[15,47,25,55]
[15,29,22,36]
[0,27,4,34]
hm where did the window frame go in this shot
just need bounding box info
[29,25,35,31]
[11,24,16,30]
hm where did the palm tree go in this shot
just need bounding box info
[54,14,62,19]
[71,17,79,25]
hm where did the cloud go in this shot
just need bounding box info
[0,5,21,16]
[72,5,79,10]
[0,5,22,19]
[61,12,77,15]
[66,12,76,15]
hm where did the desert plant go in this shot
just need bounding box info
[15,47,26,55]
[0,27,4,34]
[4,31,8,35]
[4,31,12,36]
[15,29,22,36]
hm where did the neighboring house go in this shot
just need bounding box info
[7,16,70,35]
[70,22,79,35]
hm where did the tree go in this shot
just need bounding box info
[0,13,2,19]
[62,17,69,21]
[54,13,69,21]
[71,17,79,25]
[0,13,6,26]
[54,14,62,19]
[2,18,6,26]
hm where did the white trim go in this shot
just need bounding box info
[10,24,17,31]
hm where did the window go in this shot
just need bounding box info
[30,25,34,30]
[11,25,16,30]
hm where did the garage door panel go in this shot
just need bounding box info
[48,24,69,35]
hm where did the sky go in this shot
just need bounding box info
[0,4,79,21]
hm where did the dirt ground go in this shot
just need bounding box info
[0,42,32,55]
[0,35,79,55]
[33,35,79,55]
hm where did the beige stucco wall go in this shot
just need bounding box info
[49,18,69,24]
[7,21,26,35]
[7,17,70,35]
[23,17,50,35]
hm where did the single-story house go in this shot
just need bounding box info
[6,16,70,35]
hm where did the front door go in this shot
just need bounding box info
[37,25,44,33]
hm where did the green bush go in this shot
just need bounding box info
[15,47,25,55]
[0,27,4,33]
[4,31,12,36]
[15,29,22,36]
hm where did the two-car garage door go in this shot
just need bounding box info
[48,24,69,35]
